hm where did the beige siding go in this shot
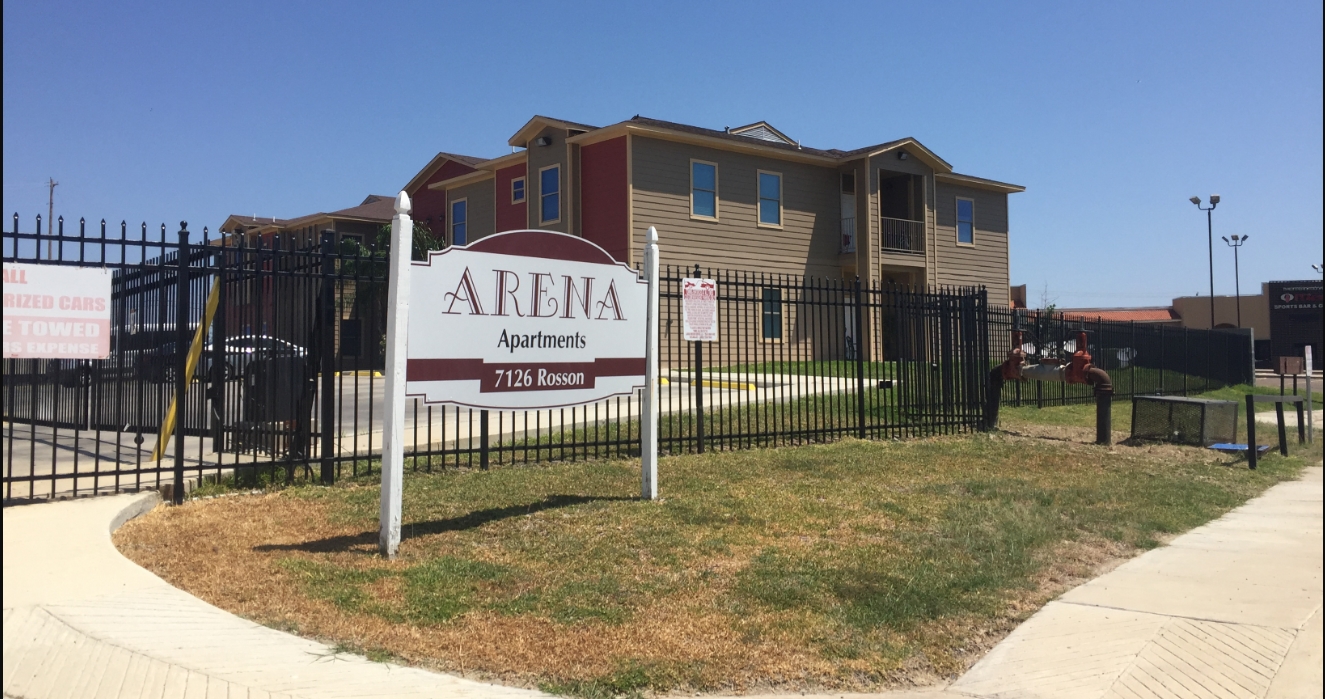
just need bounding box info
[448,179,495,243]
[629,136,840,276]
[932,182,1010,308]
[526,126,569,233]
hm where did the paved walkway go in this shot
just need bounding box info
[3,466,1321,698]
[3,493,546,699]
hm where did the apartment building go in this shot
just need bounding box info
[403,115,1024,308]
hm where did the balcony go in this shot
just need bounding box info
[880,216,924,254]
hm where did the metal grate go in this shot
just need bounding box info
[1130,396,1239,446]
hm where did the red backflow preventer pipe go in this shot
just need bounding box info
[988,331,1113,444]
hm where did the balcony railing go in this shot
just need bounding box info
[881,216,924,254]
[840,216,856,254]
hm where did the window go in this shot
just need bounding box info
[451,199,467,246]
[540,165,561,224]
[841,172,855,195]
[758,171,782,226]
[691,160,718,219]
[338,233,365,256]
[761,288,783,340]
[956,198,974,245]
[511,177,526,204]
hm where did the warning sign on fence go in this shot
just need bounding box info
[3,263,112,359]
[682,277,718,342]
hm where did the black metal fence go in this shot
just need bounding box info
[988,308,1254,408]
[0,213,1252,504]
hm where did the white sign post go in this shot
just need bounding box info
[380,192,413,558]
[3,263,113,359]
[641,227,660,500]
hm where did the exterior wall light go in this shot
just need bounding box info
[898,151,909,160]
[534,136,553,147]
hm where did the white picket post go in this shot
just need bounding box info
[642,226,660,500]
[380,191,412,557]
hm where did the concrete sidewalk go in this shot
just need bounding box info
[950,465,1322,699]
[3,466,1321,699]
[2,493,548,699]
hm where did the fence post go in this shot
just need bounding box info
[172,223,190,504]
[480,410,490,469]
[1246,394,1258,469]
[854,277,866,439]
[693,264,704,454]
[319,232,336,484]
[1183,328,1189,396]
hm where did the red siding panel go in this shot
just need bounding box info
[495,163,528,233]
[580,136,629,262]
[410,159,477,234]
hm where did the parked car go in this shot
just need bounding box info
[136,335,307,383]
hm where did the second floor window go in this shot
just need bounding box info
[540,165,560,224]
[691,160,717,219]
[512,177,526,204]
[758,171,782,226]
[957,198,974,244]
[451,199,467,246]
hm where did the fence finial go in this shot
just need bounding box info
[395,191,412,215]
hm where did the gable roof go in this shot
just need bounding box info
[221,214,289,231]
[507,115,600,147]
[729,121,796,145]
[402,151,486,195]
[328,195,397,221]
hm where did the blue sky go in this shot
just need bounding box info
[4,0,1321,307]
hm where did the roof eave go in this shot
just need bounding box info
[935,171,1026,194]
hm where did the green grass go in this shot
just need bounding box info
[1002,383,1324,435]
[222,420,1317,693]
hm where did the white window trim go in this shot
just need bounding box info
[450,197,468,245]
[511,176,526,205]
[756,169,784,230]
[760,288,786,343]
[955,196,975,246]
[689,158,720,222]
[538,164,562,225]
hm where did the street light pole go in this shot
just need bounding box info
[1222,234,1248,328]
[1190,195,1220,327]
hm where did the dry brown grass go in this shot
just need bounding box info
[114,428,1310,695]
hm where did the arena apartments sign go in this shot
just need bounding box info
[377,193,662,557]
[405,229,648,409]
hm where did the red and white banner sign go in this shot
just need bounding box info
[405,230,647,409]
[3,263,112,359]
[682,277,718,342]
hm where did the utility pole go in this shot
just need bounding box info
[46,178,58,260]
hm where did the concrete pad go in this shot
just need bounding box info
[952,602,1167,698]
[2,492,163,608]
[1266,606,1324,699]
